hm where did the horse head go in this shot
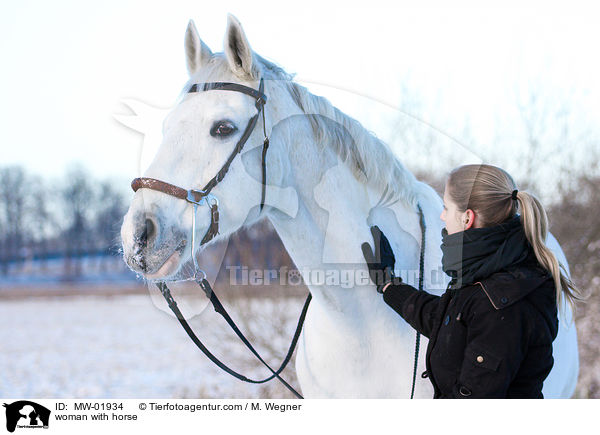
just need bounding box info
[121,15,281,279]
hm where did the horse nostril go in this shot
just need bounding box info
[145,218,156,241]
[137,217,157,248]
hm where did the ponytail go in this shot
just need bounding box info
[517,190,586,317]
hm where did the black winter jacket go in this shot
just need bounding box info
[383,256,559,398]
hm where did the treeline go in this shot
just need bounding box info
[0,165,126,274]
[2,162,598,286]
[0,164,293,280]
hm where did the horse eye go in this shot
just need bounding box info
[210,120,237,138]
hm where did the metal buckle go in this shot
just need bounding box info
[186,189,206,205]
[186,190,219,207]
[255,96,266,109]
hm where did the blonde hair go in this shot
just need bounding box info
[446,164,586,315]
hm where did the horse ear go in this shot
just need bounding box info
[185,19,212,76]
[224,14,258,80]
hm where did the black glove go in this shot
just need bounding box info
[361,225,403,293]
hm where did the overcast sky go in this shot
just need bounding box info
[1,0,598,190]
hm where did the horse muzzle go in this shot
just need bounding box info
[121,210,187,278]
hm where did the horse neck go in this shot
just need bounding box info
[266,117,428,313]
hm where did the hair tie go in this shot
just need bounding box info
[511,189,518,200]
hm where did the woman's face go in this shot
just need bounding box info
[441,185,468,235]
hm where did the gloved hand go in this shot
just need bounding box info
[361,225,403,293]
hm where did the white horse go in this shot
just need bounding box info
[120,15,579,398]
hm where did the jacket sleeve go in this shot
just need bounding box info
[382,283,441,338]
[452,299,530,398]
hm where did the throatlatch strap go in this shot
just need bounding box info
[259,96,269,212]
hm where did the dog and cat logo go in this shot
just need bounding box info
[3,401,50,432]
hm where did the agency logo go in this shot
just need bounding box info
[3,401,50,433]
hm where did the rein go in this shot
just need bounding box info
[130,77,427,399]
[156,280,311,398]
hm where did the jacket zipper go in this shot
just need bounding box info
[427,286,455,398]
[474,281,500,309]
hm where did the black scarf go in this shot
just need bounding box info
[441,214,534,289]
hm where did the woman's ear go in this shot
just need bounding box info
[464,209,476,230]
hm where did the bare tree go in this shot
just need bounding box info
[60,165,95,278]
[25,175,57,270]
[94,181,127,250]
[0,166,30,273]
[92,180,127,271]
[510,83,599,204]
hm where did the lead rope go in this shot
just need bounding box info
[410,203,427,399]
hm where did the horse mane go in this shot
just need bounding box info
[194,52,420,208]
[258,55,420,208]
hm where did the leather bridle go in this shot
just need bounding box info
[130,77,311,399]
[131,77,270,245]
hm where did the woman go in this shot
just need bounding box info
[361,164,583,398]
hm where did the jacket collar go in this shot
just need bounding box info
[476,262,552,310]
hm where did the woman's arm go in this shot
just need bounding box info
[361,225,442,338]
[382,282,441,338]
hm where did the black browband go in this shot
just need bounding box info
[188,81,267,109]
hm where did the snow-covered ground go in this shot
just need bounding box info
[0,293,303,399]
[2,288,597,398]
